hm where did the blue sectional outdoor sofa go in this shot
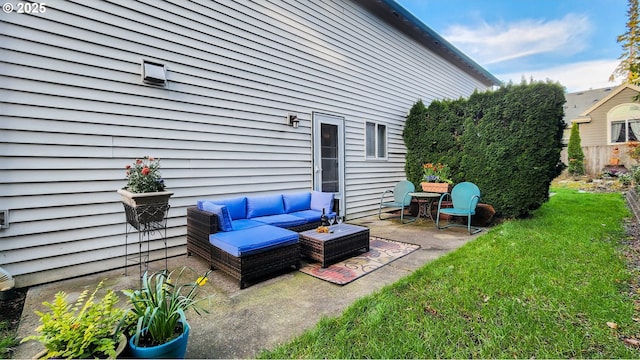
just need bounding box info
[186,191,336,288]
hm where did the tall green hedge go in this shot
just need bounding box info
[403,82,566,218]
[404,99,466,185]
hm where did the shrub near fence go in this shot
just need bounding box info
[404,81,566,218]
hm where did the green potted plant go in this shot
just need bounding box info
[22,281,127,359]
[420,163,453,193]
[122,267,211,359]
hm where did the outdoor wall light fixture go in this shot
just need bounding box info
[141,60,166,86]
[0,209,8,229]
[287,113,299,128]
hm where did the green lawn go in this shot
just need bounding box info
[260,188,640,358]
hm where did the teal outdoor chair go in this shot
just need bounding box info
[378,180,415,224]
[436,182,481,234]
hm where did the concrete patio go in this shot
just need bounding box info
[14,215,481,359]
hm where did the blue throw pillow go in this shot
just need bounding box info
[283,192,311,213]
[246,194,285,218]
[214,197,247,220]
[200,202,233,232]
[310,191,334,213]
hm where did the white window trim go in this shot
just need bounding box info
[364,121,388,160]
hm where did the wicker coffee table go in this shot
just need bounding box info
[299,223,370,267]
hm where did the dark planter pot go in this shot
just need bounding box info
[0,288,15,300]
[128,321,190,359]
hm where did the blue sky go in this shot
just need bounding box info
[396,0,628,92]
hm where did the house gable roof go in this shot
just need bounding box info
[354,0,501,87]
[576,83,640,122]
[564,87,614,124]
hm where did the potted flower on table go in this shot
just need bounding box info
[117,156,173,228]
[420,163,453,193]
[122,267,212,359]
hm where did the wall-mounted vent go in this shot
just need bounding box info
[142,60,166,86]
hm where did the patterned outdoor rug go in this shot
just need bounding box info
[299,237,420,285]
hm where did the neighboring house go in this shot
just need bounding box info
[562,84,640,176]
[0,0,499,287]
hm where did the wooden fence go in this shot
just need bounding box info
[560,145,636,177]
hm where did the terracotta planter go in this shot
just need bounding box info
[420,182,451,193]
[117,189,173,229]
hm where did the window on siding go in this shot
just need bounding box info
[611,119,640,143]
[608,104,640,144]
[365,121,387,159]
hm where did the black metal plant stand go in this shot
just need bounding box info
[122,202,170,278]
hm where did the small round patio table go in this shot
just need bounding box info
[409,192,442,222]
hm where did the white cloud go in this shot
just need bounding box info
[443,13,592,65]
[495,59,621,92]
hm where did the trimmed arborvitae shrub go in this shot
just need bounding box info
[403,81,566,218]
[404,98,466,185]
[461,82,566,218]
[404,100,429,185]
[567,123,585,176]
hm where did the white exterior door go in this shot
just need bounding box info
[313,113,345,216]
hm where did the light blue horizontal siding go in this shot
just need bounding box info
[0,0,490,287]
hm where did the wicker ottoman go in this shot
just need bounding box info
[299,224,370,267]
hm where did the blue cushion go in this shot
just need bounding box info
[251,214,307,228]
[246,194,285,218]
[310,191,334,213]
[209,225,298,257]
[283,192,311,213]
[289,209,335,223]
[198,197,247,220]
[200,202,233,232]
[231,219,265,231]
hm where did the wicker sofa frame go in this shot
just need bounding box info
[186,204,334,289]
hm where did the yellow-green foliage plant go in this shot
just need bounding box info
[22,281,126,359]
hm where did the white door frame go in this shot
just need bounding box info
[312,112,345,217]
